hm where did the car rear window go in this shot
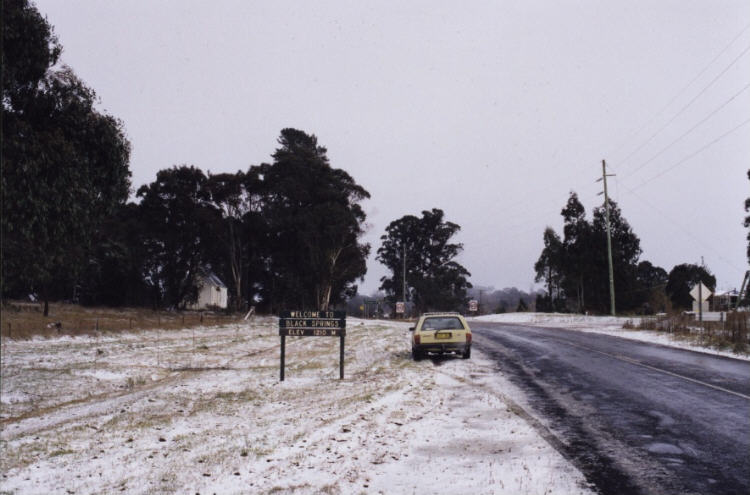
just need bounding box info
[422,317,464,330]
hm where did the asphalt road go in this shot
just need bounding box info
[472,322,750,495]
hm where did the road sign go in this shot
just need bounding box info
[468,299,478,312]
[278,310,346,381]
[689,282,712,302]
[279,328,345,337]
[278,312,346,330]
[395,302,405,314]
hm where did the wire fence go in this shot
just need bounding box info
[631,311,749,352]
[1,306,243,340]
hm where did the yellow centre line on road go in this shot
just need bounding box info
[564,341,750,401]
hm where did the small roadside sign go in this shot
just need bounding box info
[689,282,712,302]
[468,299,478,312]
[395,302,405,314]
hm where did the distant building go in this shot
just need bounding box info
[187,270,228,310]
[712,289,739,312]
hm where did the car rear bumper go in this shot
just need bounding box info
[414,342,469,354]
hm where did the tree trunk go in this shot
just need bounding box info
[42,285,50,317]
[316,283,332,311]
[579,279,585,313]
[227,220,243,312]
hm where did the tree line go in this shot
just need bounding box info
[2,0,472,315]
[533,192,731,314]
[7,1,745,317]
[465,286,540,314]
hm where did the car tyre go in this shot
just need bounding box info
[462,347,471,359]
[412,348,423,361]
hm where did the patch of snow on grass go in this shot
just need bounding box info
[0,317,594,494]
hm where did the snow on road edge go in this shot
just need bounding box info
[472,313,750,362]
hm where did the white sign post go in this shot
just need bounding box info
[395,302,405,314]
[468,299,478,312]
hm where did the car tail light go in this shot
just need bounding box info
[466,333,472,344]
[414,334,421,345]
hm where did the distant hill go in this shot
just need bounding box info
[466,286,543,313]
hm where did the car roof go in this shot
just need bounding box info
[420,312,464,318]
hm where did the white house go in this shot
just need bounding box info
[187,270,228,310]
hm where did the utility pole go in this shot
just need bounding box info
[736,270,749,311]
[402,244,407,318]
[597,159,616,316]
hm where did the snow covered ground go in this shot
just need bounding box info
[472,313,750,362]
[0,318,593,494]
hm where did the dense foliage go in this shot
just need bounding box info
[2,0,131,315]
[377,209,471,314]
[2,1,372,313]
[665,264,716,311]
[251,129,370,311]
[534,193,667,314]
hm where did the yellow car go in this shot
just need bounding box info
[410,312,472,360]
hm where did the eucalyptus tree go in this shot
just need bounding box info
[377,208,471,314]
[534,227,563,310]
[534,192,651,314]
[136,166,220,308]
[205,171,266,311]
[253,129,370,311]
[2,0,131,314]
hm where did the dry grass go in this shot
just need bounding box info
[0,301,242,339]
[636,311,749,353]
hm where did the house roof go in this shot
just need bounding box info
[714,289,739,297]
[200,270,227,289]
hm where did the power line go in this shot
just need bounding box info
[609,22,750,162]
[616,41,750,171]
[619,184,744,273]
[621,81,750,181]
[630,116,750,191]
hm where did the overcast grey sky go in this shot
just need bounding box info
[35,0,750,294]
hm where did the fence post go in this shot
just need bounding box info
[7,322,11,339]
